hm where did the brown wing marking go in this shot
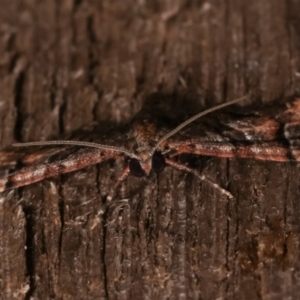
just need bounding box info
[0,147,70,168]
[168,141,299,162]
[165,99,300,162]
[0,148,118,192]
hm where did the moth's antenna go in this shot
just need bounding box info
[152,94,248,154]
[12,140,140,160]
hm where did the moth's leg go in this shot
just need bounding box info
[0,149,116,192]
[106,166,130,202]
[165,158,233,198]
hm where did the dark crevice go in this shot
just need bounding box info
[100,207,109,299]
[13,71,25,141]
[58,97,66,135]
[86,15,97,44]
[73,0,83,11]
[87,22,99,85]
[57,183,65,272]
[91,89,102,122]
[5,32,16,52]
[22,200,36,300]
[282,169,290,265]
[39,189,55,299]
[8,52,20,74]
[49,72,57,110]
[95,165,101,196]
[224,161,231,272]
[86,15,102,122]
[241,3,251,95]
[155,173,160,215]
[233,172,241,253]
[222,0,230,102]
[224,215,231,292]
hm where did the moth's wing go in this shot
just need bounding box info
[0,122,130,168]
[0,123,130,191]
[164,99,300,162]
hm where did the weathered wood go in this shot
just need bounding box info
[0,0,300,299]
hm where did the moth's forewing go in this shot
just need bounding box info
[165,99,300,162]
[0,123,131,191]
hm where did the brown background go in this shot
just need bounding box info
[1,0,300,299]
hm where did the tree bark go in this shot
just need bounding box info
[0,0,300,299]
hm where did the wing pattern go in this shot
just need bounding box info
[165,99,300,162]
[1,98,300,194]
[0,123,129,192]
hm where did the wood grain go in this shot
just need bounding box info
[0,0,300,299]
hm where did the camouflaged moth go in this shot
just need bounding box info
[1,94,299,199]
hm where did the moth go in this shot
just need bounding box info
[1,94,300,200]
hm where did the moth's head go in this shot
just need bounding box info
[129,151,165,177]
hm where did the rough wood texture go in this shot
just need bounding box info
[0,0,300,299]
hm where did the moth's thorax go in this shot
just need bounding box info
[132,120,157,146]
[137,150,152,175]
[126,103,173,177]
[128,97,176,154]
[139,160,152,176]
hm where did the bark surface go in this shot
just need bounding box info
[0,0,300,299]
